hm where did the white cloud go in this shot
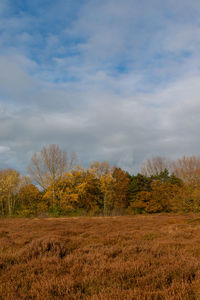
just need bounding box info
[0,0,200,173]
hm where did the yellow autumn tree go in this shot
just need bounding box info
[173,182,200,212]
[18,184,41,216]
[89,161,114,215]
[28,144,76,209]
[43,170,80,214]
[0,169,21,216]
[112,167,130,214]
[76,170,102,214]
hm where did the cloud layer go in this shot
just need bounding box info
[1,0,200,173]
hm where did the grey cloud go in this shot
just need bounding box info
[1,50,200,173]
[1,0,200,174]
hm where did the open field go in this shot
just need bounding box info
[1,215,200,299]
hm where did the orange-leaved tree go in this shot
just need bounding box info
[112,167,130,214]
[18,184,41,216]
[129,180,181,214]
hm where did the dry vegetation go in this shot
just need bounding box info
[1,215,200,299]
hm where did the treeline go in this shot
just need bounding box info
[1,144,200,217]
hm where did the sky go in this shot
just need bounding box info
[1,0,200,174]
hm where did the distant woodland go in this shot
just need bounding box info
[1,144,200,217]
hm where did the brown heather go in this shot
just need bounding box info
[1,215,200,299]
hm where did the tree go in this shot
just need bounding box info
[152,168,183,186]
[129,180,181,214]
[147,180,180,213]
[127,173,152,204]
[18,184,41,216]
[0,169,21,216]
[43,170,81,214]
[89,161,110,177]
[112,167,130,214]
[171,155,200,183]
[28,144,76,208]
[43,167,103,215]
[89,161,114,215]
[78,169,103,213]
[141,157,171,176]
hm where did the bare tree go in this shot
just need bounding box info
[141,157,171,176]
[89,161,111,178]
[28,144,76,208]
[171,155,200,183]
[28,144,76,190]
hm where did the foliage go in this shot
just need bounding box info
[17,184,41,217]
[127,173,152,203]
[0,169,22,216]
[112,167,130,214]
[2,146,200,216]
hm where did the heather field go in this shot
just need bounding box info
[1,215,200,299]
